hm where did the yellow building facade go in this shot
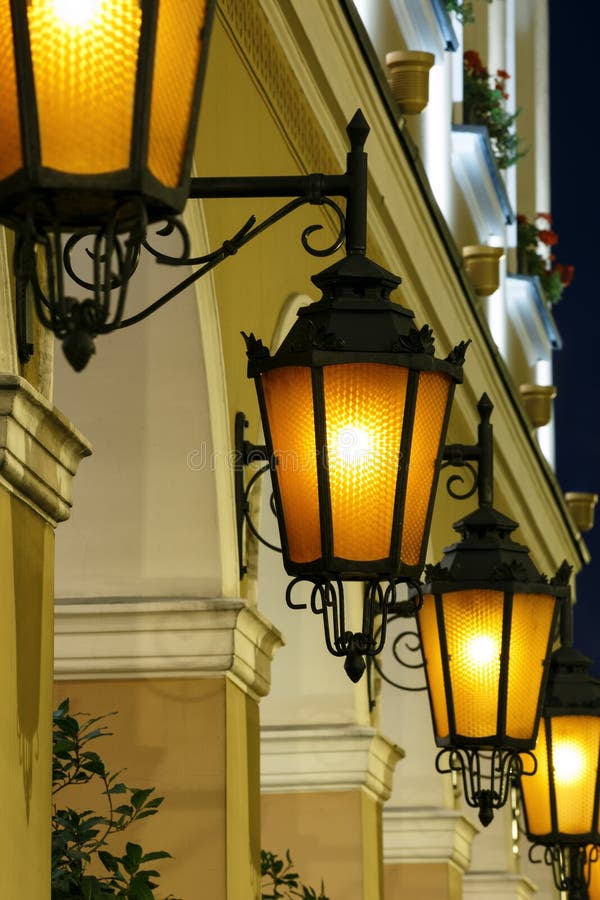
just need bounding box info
[0,1,588,899]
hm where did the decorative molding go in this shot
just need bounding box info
[218,0,340,177]
[451,126,514,235]
[0,374,91,525]
[383,807,478,870]
[506,275,562,364]
[260,724,403,801]
[462,873,536,899]
[54,597,284,702]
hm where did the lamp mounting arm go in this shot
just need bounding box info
[189,109,369,256]
[16,111,370,370]
[441,392,494,506]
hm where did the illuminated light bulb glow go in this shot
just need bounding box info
[51,0,103,28]
[553,740,584,785]
[336,425,372,466]
[466,634,498,667]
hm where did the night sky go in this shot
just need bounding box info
[548,1,600,673]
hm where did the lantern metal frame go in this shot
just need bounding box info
[520,598,600,900]
[367,394,570,825]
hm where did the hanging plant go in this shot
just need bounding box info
[444,0,492,24]
[516,213,575,305]
[463,50,527,169]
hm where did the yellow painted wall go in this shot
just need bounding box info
[53,677,261,900]
[385,860,463,899]
[262,789,384,900]
[0,490,54,898]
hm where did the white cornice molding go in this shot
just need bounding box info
[54,597,284,701]
[256,0,585,576]
[383,807,478,870]
[451,126,513,238]
[506,275,562,363]
[260,725,403,801]
[0,374,91,525]
[463,873,536,899]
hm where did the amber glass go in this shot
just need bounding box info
[0,1,22,180]
[419,590,556,742]
[323,363,408,561]
[262,366,321,564]
[27,0,142,175]
[506,593,556,738]
[401,371,451,565]
[419,594,449,739]
[148,0,206,187]
[523,716,600,836]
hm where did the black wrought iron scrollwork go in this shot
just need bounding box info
[285,576,404,683]
[234,413,281,577]
[436,747,537,827]
[528,842,598,898]
[440,458,479,501]
[15,191,348,372]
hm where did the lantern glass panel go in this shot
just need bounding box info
[523,716,600,836]
[323,362,408,562]
[551,715,600,834]
[262,365,321,564]
[0,1,21,179]
[401,371,452,565]
[522,719,553,834]
[443,589,503,737]
[506,592,557,738]
[419,594,450,739]
[28,0,142,174]
[148,0,207,187]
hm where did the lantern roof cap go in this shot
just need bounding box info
[544,644,600,713]
[423,502,567,593]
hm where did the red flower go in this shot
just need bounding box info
[517,213,529,224]
[536,212,553,224]
[539,229,559,247]
[553,263,575,287]
[464,50,485,74]
[496,69,511,80]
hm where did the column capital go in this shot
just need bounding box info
[383,807,479,872]
[54,597,284,701]
[463,873,536,899]
[0,374,92,525]
[261,724,404,801]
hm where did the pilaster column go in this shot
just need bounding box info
[54,597,283,900]
[260,724,403,900]
[463,872,536,899]
[0,374,91,899]
[383,807,478,900]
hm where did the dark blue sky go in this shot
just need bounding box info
[548,1,600,672]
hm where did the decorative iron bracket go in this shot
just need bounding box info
[16,111,370,369]
[234,411,281,578]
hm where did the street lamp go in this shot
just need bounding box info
[370,396,569,823]
[520,600,600,900]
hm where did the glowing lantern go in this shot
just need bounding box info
[416,496,568,825]
[0,0,216,230]
[244,253,468,679]
[520,644,600,897]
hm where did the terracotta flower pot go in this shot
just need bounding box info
[518,384,557,428]
[462,245,503,296]
[385,50,435,114]
[564,492,599,533]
